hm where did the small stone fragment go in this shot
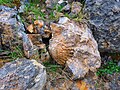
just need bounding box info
[27,24,34,33]
[34,20,44,28]
[71,2,82,15]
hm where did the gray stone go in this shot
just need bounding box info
[85,0,120,52]
[71,2,82,15]
[45,0,59,9]
[0,5,25,50]
[0,59,47,90]
[118,61,120,66]
[18,31,40,59]
[0,5,40,60]
[106,73,120,90]
[49,17,101,79]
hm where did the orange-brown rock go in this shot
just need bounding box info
[49,17,101,79]
[27,34,44,48]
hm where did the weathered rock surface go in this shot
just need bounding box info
[0,58,46,90]
[71,2,82,15]
[0,5,25,50]
[106,73,120,90]
[49,17,101,79]
[85,0,120,52]
[45,68,96,90]
[0,6,42,60]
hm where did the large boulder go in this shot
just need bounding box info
[0,59,47,90]
[49,17,101,79]
[85,0,120,52]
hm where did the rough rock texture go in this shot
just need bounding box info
[85,0,120,52]
[0,5,25,50]
[105,73,120,90]
[0,6,42,60]
[18,31,40,59]
[49,17,101,79]
[45,68,96,90]
[0,59,46,90]
[71,2,82,15]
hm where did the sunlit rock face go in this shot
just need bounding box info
[0,59,47,90]
[49,17,101,79]
[85,0,120,53]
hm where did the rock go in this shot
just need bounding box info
[62,3,71,11]
[71,2,82,15]
[49,17,101,79]
[18,4,25,13]
[45,0,59,9]
[0,5,40,60]
[0,5,25,50]
[0,58,47,90]
[106,73,120,90]
[45,70,96,90]
[18,31,40,60]
[85,0,120,53]
[27,34,50,62]
[118,61,120,66]
[28,34,43,47]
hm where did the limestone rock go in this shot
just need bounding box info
[49,17,101,79]
[0,5,25,50]
[18,31,40,60]
[0,58,47,90]
[85,0,120,52]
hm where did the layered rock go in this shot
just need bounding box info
[49,17,101,79]
[0,58,47,90]
[85,0,120,52]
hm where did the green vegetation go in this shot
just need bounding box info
[97,60,120,76]
[25,3,45,20]
[0,0,13,4]
[0,0,14,7]
[9,46,24,60]
[0,0,85,22]
[43,61,62,72]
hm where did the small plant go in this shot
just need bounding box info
[25,3,45,20]
[0,0,13,7]
[96,60,120,76]
[43,61,62,72]
[56,4,64,12]
[9,46,24,60]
